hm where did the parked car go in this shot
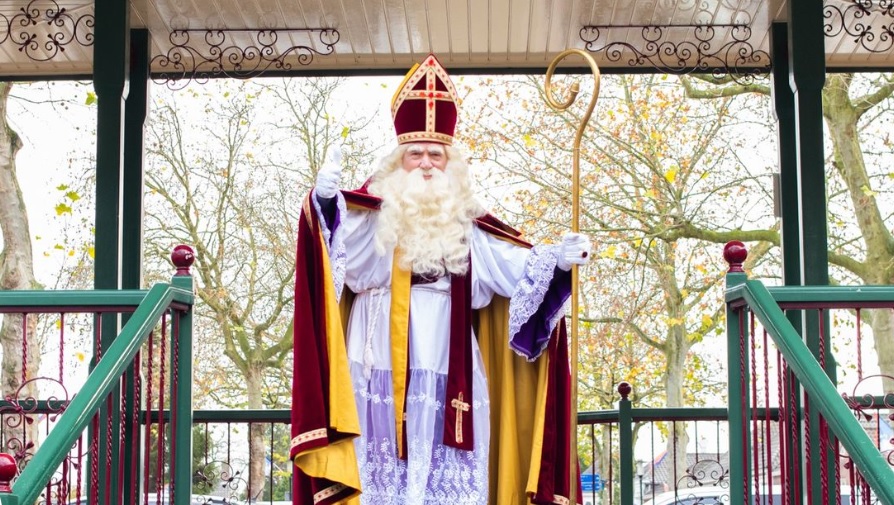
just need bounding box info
[642,484,869,505]
[642,486,728,505]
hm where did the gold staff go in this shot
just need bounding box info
[543,48,601,505]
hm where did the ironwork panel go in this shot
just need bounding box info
[0,2,892,89]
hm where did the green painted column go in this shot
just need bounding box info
[94,0,129,289]
[122,34,148,286]
[786,1,835,500]
[786,2,830,279]
[724,242,750,505]
[171,247,195,505]
[618,383,633,505]
[121,28,150,505]
[770,21,804,504]
[93,0,130,503]
[772,22,801,290]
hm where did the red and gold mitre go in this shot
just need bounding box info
[391,54,458,145]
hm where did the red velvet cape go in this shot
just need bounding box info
[290,189,580,504]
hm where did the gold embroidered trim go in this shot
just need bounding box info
[314,483,347,504]
[396,131,453,144]
[291,428,327,448]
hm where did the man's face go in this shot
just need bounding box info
[401,142,447,179]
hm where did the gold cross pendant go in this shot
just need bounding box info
[450,392,471,444]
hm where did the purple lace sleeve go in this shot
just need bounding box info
[311,189,347,301]
[507,244,572,361]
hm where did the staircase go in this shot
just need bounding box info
[0,242,891,504]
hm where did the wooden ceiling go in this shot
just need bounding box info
[0,0,892,79]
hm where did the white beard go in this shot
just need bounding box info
[370,167,474,277]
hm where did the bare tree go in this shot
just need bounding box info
[683,72,894,390]
[459,73,777,488]
[143,78,376,498]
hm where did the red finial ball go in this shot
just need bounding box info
[617,382,632,399]
[171,245,196,276]
[723,241,747,273]
[0,452,17,492]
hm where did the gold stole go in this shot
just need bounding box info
[388,251,412,457]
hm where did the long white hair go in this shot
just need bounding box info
[367,144,486,276]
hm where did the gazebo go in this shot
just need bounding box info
[0,0,892,504]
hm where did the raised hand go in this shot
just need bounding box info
[315,146,344,200]
[556,232,592,271]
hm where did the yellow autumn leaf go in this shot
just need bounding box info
[600,244,617,259]
[664,168,677,183]
[75,351,86,362]
[523,134,536,148]
[702,315,713,327]
[87,247,95,259]
[860,184,877,197]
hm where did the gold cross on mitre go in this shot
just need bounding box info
[450,392,471,444]
[390,54,459,145]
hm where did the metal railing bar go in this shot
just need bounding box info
[732,279,894,505]
[0,290,151,308]
[4,283,194,505]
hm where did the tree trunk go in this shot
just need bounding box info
[863,309,894,393]
[664,328,691,491]
[824,75,894,385]
[245,364,268,500]
[0,82,42,459]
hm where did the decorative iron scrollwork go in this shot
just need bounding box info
[579,23,771,84]
[676,458,730,489]
[839,374,894,467]
[0,377,70,473]
[0,0,94,61]
[192,460,247,503]
[151,28,340,89]
[824,0,894,53]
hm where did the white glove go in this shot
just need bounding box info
[315,147,343,200]
[556,232,592,271]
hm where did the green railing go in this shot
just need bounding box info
[3,240,893,504]
[725,243,894,505]
[0,258,195,505]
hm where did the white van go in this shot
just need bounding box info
[642,486,728,505]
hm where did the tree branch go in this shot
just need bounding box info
[680,75,771,99]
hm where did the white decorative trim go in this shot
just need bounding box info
[311,190,347,301]
[508,244,563,361]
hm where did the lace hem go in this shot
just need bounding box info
[357,434,488,505]
[352,366,489,505]
[508,244,564,361]
[311,189,347,301]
